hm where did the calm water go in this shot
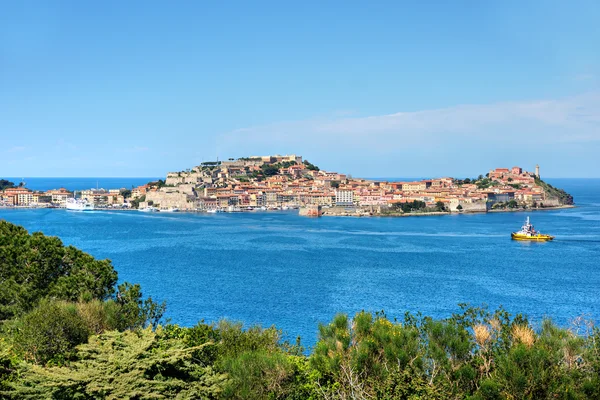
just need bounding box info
[4,177,160,192]
[1,178,599,347]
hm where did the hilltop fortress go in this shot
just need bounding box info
[128,154,573,214]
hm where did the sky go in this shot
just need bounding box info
[1,1,599,178]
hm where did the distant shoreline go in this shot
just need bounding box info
[0,204,576,217]
[321,204,576,217]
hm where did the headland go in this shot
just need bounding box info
[0,156,574,217]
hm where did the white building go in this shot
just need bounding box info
[335,190,354,206]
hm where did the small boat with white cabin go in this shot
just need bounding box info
[139,206,159,213]
[163,207,179,212]
[511,216,554,241]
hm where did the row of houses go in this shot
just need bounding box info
[1,187,71,206]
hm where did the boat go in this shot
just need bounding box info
[163,207,180,212]
[66,198,95,211]
[139,206,159,213]
[511,216,554,241]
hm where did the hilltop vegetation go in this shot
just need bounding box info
[1,220,599,399]
[0,180,16,191]
[535,177,574,205]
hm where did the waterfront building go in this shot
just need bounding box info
[46,188,72,206]
[335,189,355,206]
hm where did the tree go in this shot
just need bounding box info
[508,200,518,209]
[119,189,132,199]
[0,221,118,321]
[457,204,463,211]
[130,195,145,209]
[11,328,228,399]
[435,201,446,212]
[0,179,15,191]
[303,160,320,171]
[260,165,279,176]
[112,282,166,330]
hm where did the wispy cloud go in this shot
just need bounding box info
[221,92,600,149]
[574,73,597,82]
[216,92,600,177]
[54,139,78,151]
[7,146,26,153]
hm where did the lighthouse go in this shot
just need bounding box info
[535,164,540,179]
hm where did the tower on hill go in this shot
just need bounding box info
[535,164,540,178]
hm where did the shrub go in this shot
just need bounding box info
[11,300,90,365]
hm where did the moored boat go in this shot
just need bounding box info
[139,206,159,213]
[511,216,554,241]
[66,198,95,211]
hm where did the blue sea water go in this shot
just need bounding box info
[4,177,160,192]
[0,178,599,348]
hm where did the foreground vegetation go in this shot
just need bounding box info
[1,220,599,399]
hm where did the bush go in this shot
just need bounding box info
[11,300,90,365]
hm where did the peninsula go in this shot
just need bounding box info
[1,155,574,216]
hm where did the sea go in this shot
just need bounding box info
[4,177,160,192]
[0,178,599,348]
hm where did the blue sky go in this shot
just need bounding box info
[1,1,599,178]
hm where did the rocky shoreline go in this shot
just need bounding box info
[320,204,576,217]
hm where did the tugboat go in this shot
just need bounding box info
[511,216,554,241]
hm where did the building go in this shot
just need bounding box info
[46,188,72,206]
[3,188,34,206]
[335,189,354,206]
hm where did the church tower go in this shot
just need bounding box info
[535,164,540,178]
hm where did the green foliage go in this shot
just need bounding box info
[508,199,518,209]
[0,221,118,321]
[2,307,600,399]
[113,282,166,331]
[119,189,132,198]
[9,327,228,399]
[130,194,145,209]
[0,179,15,191]
[457,204,463,210]
[303,160,320,171]
[8,300,90,365]
[392,200,427,213]
[535,176,574,205]
[220,350,294,399]
[0,337,17,392]
[477,178,490,188]
[435,201,447,212]
[260,164,279,176]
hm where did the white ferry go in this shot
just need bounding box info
[66,198,95,211]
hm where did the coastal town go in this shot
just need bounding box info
[0,154,573,216]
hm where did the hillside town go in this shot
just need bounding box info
[0,155,573,215]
